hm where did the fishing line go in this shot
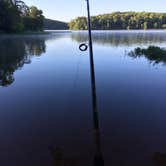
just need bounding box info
[72,51,82,91]
[79,0,89,51]
[60,0,88,116]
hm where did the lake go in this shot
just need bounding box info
[0,30,166,166]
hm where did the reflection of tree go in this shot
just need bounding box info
[71,32,166,46]
[128,46,166,65]
[0,71,14,87]
[25,39,46,56]
[0,37,46,87]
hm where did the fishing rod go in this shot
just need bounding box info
[79,0,104,165]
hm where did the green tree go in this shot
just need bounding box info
[69,17,87,30]
[23,6,44,31]
[153,22,158,29]
[0,0,44,33]
[143,22,148,30]
[0,0,23,32]
[162,24,166,29]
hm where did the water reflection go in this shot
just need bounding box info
[0,31,166,166]
[50,146,81,166]
[0,37,46,86]
[71,31,166,46]
[128,46,166,65]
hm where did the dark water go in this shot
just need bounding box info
[0,30,166,166]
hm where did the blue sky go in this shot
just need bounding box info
[25,0,166,22]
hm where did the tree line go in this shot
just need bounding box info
[69,12,166,30]
[0,0,44,33]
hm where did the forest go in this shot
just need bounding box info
[69,12,166,30]
[0,0,44,33]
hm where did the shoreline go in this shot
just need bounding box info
[0,29,166,36]
[0,31,50,35]
[71,29,166,31]
[0,30,72,35]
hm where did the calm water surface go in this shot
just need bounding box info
[0,30,166,166]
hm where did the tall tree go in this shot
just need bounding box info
[0,0,24,32]
[0,0,44,33]
[23,6,44,31]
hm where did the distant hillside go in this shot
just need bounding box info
[44,19,69,30]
